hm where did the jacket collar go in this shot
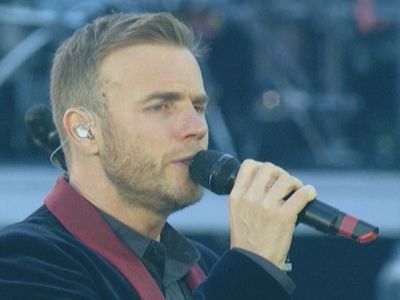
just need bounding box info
[44,176,205,300]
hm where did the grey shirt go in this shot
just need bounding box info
[99,210,199,300]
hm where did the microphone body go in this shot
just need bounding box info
[189,150,379,243]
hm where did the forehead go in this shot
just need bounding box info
[98,44,204,96]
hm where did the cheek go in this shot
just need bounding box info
[202,131,209,147]
[133,117,174,141]
[128,124,171,156]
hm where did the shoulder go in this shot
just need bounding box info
[0,205,94,272]
[0,205,142,299]
[0,205,75,248]
[0,206,103,299]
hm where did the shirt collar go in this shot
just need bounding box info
[98,209,200,286]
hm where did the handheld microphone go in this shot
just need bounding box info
[189,150,379,244]
[25,104,67,173]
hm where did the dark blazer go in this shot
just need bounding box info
[0,177,291,299]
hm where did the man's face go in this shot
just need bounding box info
[97,44,209,216]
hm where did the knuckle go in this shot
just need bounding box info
[292,176,303,187]
[305,185,317,199]
[280,173,292,182]
[241,159,258,170]
[260,162,285,178]
[263,162,277,171]
[276,166,288,176]
[297,185,317,200]
[278,173,298,189]
[295,188,308,198]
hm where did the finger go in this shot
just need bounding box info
[246,162,287,202]
[282,184,317,215]
[264,173,303,207]
[229,159,261,201]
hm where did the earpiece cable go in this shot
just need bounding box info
[50,138,69,176]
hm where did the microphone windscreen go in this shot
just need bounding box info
[25,104,56,153]
[189,150,240,195]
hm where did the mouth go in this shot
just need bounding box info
[175,157,193,165]
[172,149,205,168]
[180,158,193,166]
[172,155,195,167]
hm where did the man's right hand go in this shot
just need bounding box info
[228,159,317,269]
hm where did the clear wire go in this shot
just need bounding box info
[50,138,69,175]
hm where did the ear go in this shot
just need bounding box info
[63,107,99,155]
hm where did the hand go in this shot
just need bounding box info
[228,159,316,269]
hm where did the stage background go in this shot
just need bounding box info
[1,1,400,299]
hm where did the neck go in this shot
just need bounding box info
[69,166,166,241]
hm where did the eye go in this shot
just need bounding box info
[149,103,173,112]
[194,103,207,114]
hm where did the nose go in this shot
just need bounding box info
[174,103,208,141]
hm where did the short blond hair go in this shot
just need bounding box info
[50,12,202,163]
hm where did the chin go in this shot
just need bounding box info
[178,182,203,202]
[169,182,204,209]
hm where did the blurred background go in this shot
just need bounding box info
[1,0,400,299]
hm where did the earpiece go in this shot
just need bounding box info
[73,107,95,140]
[75,124,94,140]
[75,124,89,138]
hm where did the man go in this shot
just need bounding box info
[0,12,316,299]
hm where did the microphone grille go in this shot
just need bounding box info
[189,150,240,194]
[189,150,221,188]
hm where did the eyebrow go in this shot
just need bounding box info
[141,91,209,104]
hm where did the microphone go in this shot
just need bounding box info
[189,150,379,244]
[25,104,67,173]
